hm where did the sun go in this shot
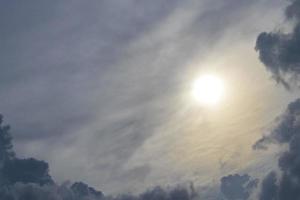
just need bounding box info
[192,74,225,106]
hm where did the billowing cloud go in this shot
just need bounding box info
[255,0,300,88]
[0,115,104,199]
[3,158,53,186]
[252,1,300,198]
[253,99,300,199]
[254,99,300,150]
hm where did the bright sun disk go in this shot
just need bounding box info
[192,74,225,106]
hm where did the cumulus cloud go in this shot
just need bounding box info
[255,0,300,88]
[0,115,104,199]
[3,158,54,186]
[253,99,300,199]
[251,1,300,198]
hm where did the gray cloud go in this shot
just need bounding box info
[0,115,15,163]
[0,0,188,191]
[258,172,278,200]
[255,0,300,89]
[252,0,300,199]
[220,174,258,200]
[253,99,300,199]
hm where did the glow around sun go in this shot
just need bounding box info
[192,74,225,106]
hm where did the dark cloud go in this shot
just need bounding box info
[0,115,104,199]
[259,172,278,200]
[3,158,53,186]
[0,182,105,200]
[255,0,300,88]
[71,182,104,199]
[0,115,15,163]
[103,186,195,200]
[253,99,300,149]
[253,1,300,199]
[253,99,300,199]
[139,186,190,200]
[220,174,258,200]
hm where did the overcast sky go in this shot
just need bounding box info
[1,0,299,196]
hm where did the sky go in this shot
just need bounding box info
[1,0,300,199]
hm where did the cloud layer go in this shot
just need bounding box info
[2,0,300,199]
[0,114,255,199]
[0,0,285,194]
